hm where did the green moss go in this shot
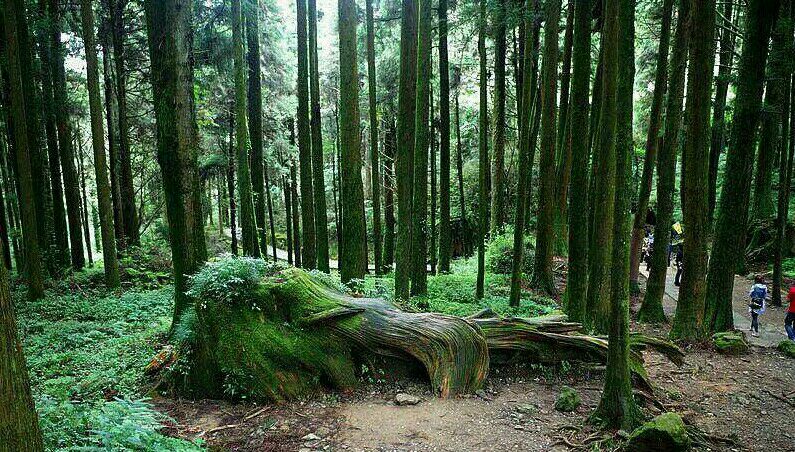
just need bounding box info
[711,331,749,355]
[554,386,581,412]
[778,340,795,358]
[626,412,690,452]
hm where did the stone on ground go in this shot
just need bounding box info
[712,331,749,355]
[554,386,581,412]
[395,393,422,406]
[625,412,691,452]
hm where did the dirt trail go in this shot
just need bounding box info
[638,266,787,346]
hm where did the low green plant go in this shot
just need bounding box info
[485,226,534,274]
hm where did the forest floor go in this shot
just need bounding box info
[154,263,795,452]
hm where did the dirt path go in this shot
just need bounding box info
[638,266,788,346]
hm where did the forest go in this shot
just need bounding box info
[1,0,794,449]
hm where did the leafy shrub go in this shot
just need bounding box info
[188,255,285,309]
[485,226,534,274]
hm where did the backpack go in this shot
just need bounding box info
[751,285,767,301]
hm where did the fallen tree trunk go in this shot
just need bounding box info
[154,259,681,401]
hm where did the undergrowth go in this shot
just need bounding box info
[15,274,202,450]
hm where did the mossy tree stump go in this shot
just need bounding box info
[156,259,682,402]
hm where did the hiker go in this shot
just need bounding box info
[786,287,795,341]
[748,275,767,337]
[673,245,683,287]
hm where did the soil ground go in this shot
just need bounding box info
[159,265,795,451]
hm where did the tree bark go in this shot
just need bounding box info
[50,0,86,269]
[707,1,738,221]
[704,0,780,334]
[365,0,383,275]
[593,0,641,429]
[2,0,45,300]
[751,1,790,220]
[0,237,43,450]
[773,67,794,307]
[437,0,451,273]
[638,0,690,324]
[338,0,367,283]
[562,0,592,323]
[111,0,140,246]
[296,0,316,269]
[490,0,508,234]
[670,0,716,342]
[395,0,418,300]
[80,0,120,287]
[77,131,93,266]
[232,0,260,258]
[246,0,268,258]
[227,109,238,256]
[384,118,396,268]
[143,0,208,327]
[476,0,489,299]
[530,0,560,295]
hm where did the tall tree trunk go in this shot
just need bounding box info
[430,95,437,275]
[296,0,316,269]
[291,157,302,267]
[143,0,208,328]
[37,0,69,269]
[773,69,794,307]
[283,171,294,264]
[264,163,277,260]
[562,0,591,323]
[384,117,396,268]
[80,0,120,287]
[752,1,790,220]
[437,0,451,273]
[308,0,329,273]
[454,88,466,229]
[2,0,46,299]
[490,0,507,234]
[99,19,125,248]
[50,0,86,269]
[227,109,238,255]
[670,0,716,342]
[628,0,673,293]
[593,0,641,429]
[232,0,260,257]
[0,129,11,269]
[365,0,383,274]
[246,0,269,258]
[395,0,418,300]
[639,0,690,323]
[77,131,93,266]
[0,236,44,450]
[410,0,432,296]
[552,0,574,255]
[585,2,619,334]
[111,0,139,246]
[509,0,541,307]
[707,1,738,220]
[531,0,561,295]
[338,0,367,283]
[704,0,779,334]
[476,0,489,299]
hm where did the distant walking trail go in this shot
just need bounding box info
[638,266,788,347]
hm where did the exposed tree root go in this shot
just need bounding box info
[155,262,682,402]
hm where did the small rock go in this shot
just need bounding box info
[625,412,691,452]
[475,389,492,401]
[315,426,331,438]
[302,433,321,441]
[554,386,581,412]
[712,331,749,355]
[514,403,537,415]
[395,393,421,406]
[299,449,311,452]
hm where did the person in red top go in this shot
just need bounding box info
[785,287,795,341]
